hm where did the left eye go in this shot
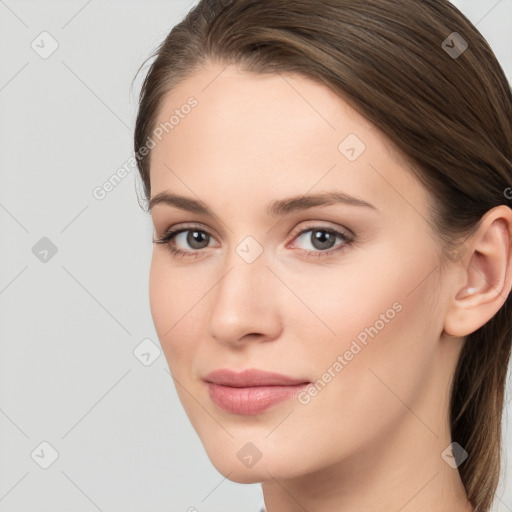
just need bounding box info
[292,227,352,252]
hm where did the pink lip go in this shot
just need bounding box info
[203,368,310,387]
[203,369,310,415]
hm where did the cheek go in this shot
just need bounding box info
[277,240,439,358]
[285,250,442,452]
[149,252,198,370]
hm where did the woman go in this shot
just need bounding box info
[132,1,512,510]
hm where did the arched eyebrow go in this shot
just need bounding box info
[267,192,377,216]
[148,191,377,216]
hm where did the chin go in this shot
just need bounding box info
[206,445,305,484]
[225,470,266,485]
[209,458,267,484]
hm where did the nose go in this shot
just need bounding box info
[206,249,283,347]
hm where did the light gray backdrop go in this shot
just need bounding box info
[0,1,511,511]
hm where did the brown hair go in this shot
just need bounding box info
[132,1,512,510]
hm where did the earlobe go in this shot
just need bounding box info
[444,206,512,338]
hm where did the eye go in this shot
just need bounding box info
[289,225,353,257]
[172,229,212,250]
[153,225,217,258]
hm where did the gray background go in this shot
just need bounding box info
[0,1,511,511]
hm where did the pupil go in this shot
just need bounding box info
[312,230,334,250]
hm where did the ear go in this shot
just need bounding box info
[444,205,512,337]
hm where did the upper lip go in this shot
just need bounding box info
[203,368,310,387]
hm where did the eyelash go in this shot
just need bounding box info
[153,222,354,260]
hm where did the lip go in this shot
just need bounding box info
[203,369,311,415]
[203,368,310,387]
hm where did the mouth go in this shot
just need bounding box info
[203,368,311,415]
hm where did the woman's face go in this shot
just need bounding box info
[148,62,462,483]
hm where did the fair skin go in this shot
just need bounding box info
[147,62,512,512]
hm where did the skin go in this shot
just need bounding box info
[147,62,512,512]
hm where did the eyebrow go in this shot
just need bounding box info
[148,190,377,216]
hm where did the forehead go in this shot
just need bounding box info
[148,62,430,219]
[152,63,376,152]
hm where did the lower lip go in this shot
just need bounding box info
[206,382,310,415]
